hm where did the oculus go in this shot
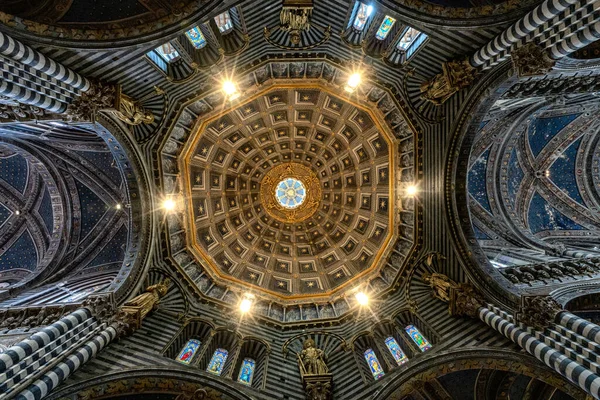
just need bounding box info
[276,178,307,209]
[260,163,321,223]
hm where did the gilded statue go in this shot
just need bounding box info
[122,278,171,321]
[114,93,155,125]
[298,338,328,375]
[422,272,455,302]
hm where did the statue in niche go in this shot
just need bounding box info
[296,338,332,400]
[113,92,155,125]
[422,273,455,302]
[122,278,171,320]
[298,338,328,375]
[420,59,477,105]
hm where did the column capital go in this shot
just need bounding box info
[511,42,555,78]
[517,295,564,330]
[422,273,485,318]
[66,81,154,125]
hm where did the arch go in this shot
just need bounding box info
[444,60,521,309]
[45,367,255,400]
[162,317,215,362]
[0,117,149,306]
[351,331,390,383]
[373,347,585,400]
[232,337,270,390]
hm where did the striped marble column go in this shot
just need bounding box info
[558,311,600,344]
[0,309,91,373]
[548,20,600,59]
[480,306,600,398]
[13,324,118,400]
[0,78,69,113]
[470,0,579,68]
[0,31,90,92]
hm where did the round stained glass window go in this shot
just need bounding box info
[276,178,306,209]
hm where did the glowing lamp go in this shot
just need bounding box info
[355,292,369,306]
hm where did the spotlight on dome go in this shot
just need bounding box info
[345,72,362,92]
[355,292,369,306]
[222,80,240,101]
[115,203,122,210]
[406,185,419,196]
[239,293,254,313]
[162,197,178,212]
[14,210,21,216]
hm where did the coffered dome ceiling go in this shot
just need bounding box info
[160,60,416,323]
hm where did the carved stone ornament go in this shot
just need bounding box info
[82,293,116,321]
[420,59,477,105]
[0,305,73,331]
[0,96,53,122]
[517,295,564,330]
[449,283,485,318]
[422,272,485,318]
[67,81,153,125]
[511,43,556,78]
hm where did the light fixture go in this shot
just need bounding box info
[14,210,21,216]
[406,185,418,196]
[222,80,240,100]
[345,72,362,92]
[355,291,369,306]
[162,197,178,212]
[239,293,254,313]
[115,203,122,210]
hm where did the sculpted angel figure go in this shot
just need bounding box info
[422,272,456,302]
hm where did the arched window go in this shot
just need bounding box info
[207,348,228,375]
[237,357,256,385]
[384,336,408,365]
[214,11,234,34]
[185,26,208,49]
[364,348,385,379]
[375,16,396,40]
[396,27,427,59]
[155,43,180,62]
[353,2,373,31]
[405,325,432,352]
[176,339,201,364]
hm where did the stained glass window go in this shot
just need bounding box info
[155,43,180,62]
[237,358,256,385]
[364,348,385,379]
[185,26,208,49]
[276,178,306,209]
[375,16,396,40]
[207,348,228,375]
[214,11,234,33]
[353,2,373,31]
[397,27,427,59]
[176,339,201,364]
[384,337,408,365]
[405,325,432,352]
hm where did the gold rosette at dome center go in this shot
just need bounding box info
[260,163,321,223]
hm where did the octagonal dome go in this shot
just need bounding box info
[160,59,416,323]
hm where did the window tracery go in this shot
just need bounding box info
[185,26,208,49]
[404,325,432,351]
[176,339,201,364]
[384,336,408,365]
[214,11,234,34]
[237,357,256,385]
[375,16,396,40]
[396,27,427,59]
[364,348,385,379]
[207,348,228,375]
[353,2,373,31]
[155,43,180,62]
